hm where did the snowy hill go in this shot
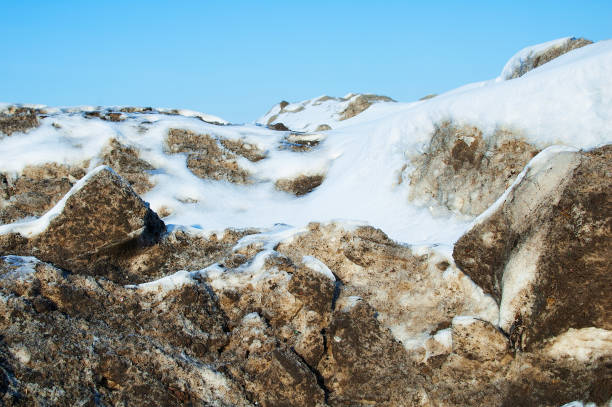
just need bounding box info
[0,37,610,406]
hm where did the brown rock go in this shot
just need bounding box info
[407,120,539,216]
[1,163,87,224]
[275,174,325,196]
[453,146,611,349]
[165,128,258,184]
[0,107,40,137]
[269,122,290,131]
[451,317,510,362]
[0,167,166,283]
[0,256,250,406]
[101,139,155,195]
[339,94,394,121]
[318,299,427,406]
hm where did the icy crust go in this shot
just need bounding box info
[0,166,112,237]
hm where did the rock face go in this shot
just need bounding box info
[407,120,539,216]
[454,146,611,349]
[0,256,251,406]
[275,174,325,196]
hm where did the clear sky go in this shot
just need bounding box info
[1,1,611,123]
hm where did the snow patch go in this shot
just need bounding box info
[301,255,336,281]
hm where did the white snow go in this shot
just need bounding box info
[301,255,336,281]
[544,327,612,363]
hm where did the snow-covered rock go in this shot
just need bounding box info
[500,37,593,80]
[257,93,395,132]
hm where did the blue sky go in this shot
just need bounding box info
[1,1,611,123]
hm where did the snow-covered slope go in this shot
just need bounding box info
[1,38,611,249]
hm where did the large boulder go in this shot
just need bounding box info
[453,145,611,349]
[0,166,166,283]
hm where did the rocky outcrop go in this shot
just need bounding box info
[0,256,251,406]
[0,107,40,137]
[339,94,395,120]
[454,145,611,350]
[407,120,540,216]
[1,214,610,405]
[165,128,265,184]
[275,174,325,196]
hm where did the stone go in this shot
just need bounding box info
[453,146,611,349]
[407,120,539,216]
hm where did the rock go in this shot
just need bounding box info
[339,94,395,121]
[0,255,251,406]
[315,124,331,131]
[165,128,261,184]
[317,298,428,406]
[451,317,510,362]
[277,223,499,357]
[269,122,290,131]
[0,166,166,283]
[280,133,325,152]
[101,138,155,195]
[453,146,611,349]
[419,94,437,100]
[504,37,593,80]
[1,163,87,224]
[275,174,325,196]
[407,120,539,216]
[219,313,326,407]
[0,106,40,137]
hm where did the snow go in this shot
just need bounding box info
[0,255,40,280]
[301,255,336,281]
[1,39,611,250]
[544,327,612,363]
[560,402,597,407]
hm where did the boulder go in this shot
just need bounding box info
[0,166,166,283]
[454,146,611,349]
